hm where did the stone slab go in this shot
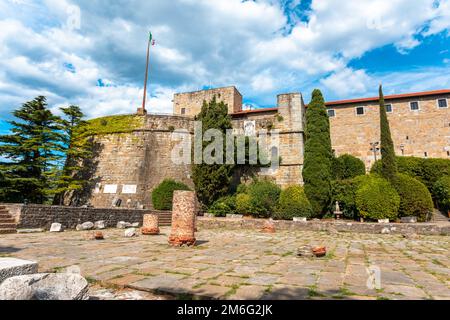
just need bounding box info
[0,258,38,284]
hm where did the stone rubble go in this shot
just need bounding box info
[124,228,137,238]
[94,220,106,230]
[49,223,63,232]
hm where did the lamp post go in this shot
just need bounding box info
[370,142,380,162]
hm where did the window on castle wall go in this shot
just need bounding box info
[385,104,393,113]
[327,109,335,117]
[438,99,448,108]
[410,101,419,111]
[181,108,186,115]
[424,152,428,158]
[356,107,365,115]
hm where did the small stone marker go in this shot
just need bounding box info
[94,221,106,230]
[116,221,130,229]
[0,258,38,284]
[168,190,197,246]
[141,214,159,235]
[79,222,94,230]
[297,245,314,257]
[49,223,63,232]
[124,228,136,237]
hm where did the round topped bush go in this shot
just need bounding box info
[332,154,366,180]
[236,193,251,215]
[355,175,400,221]
[393,173,433,222]
[247,179,281,218]
[151,179,191,210]
[274,185,312,220]
[208,195,236,217]
[434,175,450,212]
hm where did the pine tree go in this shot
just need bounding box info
[302,89,333,216]
[192,96,235,207]
[52,105,92,205]
[379,85,397,182]
[0,96,63,203]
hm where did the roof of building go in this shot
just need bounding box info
[325,89,450,107]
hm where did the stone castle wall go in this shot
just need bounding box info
[328,93,450,169]
[82,115,194,209]
[173,86,242,116]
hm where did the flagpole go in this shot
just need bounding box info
[138,32,151,115]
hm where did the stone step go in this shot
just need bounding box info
[0,214,13,218]
[0,218,15,224]
[0,223,17,229]
[0,228,17,234]
[0,205,6,210]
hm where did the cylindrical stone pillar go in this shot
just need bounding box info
[168,190,196,246]
[141,214,160,235]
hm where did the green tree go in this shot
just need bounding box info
[192,96,235,207]
[53,105,92,205]
[332,154,366,180]
[379,85,397,182]
[0,96,63,203]
[303,89,333,216]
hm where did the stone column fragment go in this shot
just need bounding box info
[168,191,196,246]
[141,214,160,235]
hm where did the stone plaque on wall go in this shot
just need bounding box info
[103,184,118,194]
[244,121,256,136]
[122,184,137,194]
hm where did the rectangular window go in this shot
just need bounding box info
[181,108,186,115]
[410,101,419,111]
[327,109,335,117]
[438,99,448,108]
[356,106,365,115]
[424,152,428,158]
[385,104,393,113]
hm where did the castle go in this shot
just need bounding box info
[80,86,450,209]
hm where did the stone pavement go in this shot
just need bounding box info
[0,227,449,300]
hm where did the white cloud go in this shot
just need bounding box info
[0,0,450,122]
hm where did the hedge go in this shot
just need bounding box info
[433,176,450,213]
[236,193,251,215]
[331,178,362,220]
[274,185,312,220]
[393,173,433,222]
[371,157,450,197]
[355,175,400,221]
[151,179,191,210]
[246,179,281,218]
[208,195,237,217]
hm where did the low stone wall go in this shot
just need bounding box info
[6,204,171,230]
[197,217,450,236]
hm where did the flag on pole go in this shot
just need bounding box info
[149,31,152,42]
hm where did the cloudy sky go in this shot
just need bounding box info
[1,0,450,132]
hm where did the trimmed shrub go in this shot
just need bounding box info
[393,173,433,222]
[151,179,190,210]
[331,178,361,220]
[247,179,281,218]
[236,193,251,215]
[434,176,450,212]
[355,175,400,221]
[208,195,237,217]
[332,154,366,180]
[274,185,312,220]
[371,157,450,198]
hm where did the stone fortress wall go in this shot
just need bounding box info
[81,86,449,209]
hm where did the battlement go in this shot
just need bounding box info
[173,86,242,116]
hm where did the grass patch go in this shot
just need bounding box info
[77,114,144,138]
[165,270,191,276]
[224,284,241,298]
[85,276,99,285]
[281,251,293,257]
[431,259,445,267]
[377,296,390,300]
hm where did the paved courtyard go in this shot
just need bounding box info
[1,227,449,300]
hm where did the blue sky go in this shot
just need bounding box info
[0,0,450,133]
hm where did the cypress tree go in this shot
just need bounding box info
[0,96,63,203]
[192,96,234,207]
[379,85,397,182]
[302,89,333,216]
[53,105,92,205]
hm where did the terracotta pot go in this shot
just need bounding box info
[94,231,104,240]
